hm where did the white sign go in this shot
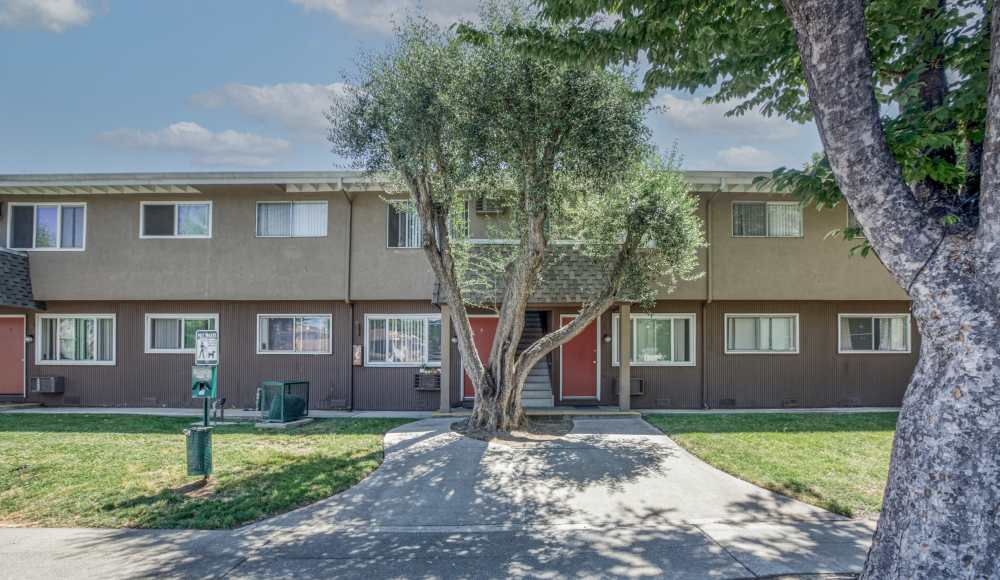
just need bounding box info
[195,330,219,366]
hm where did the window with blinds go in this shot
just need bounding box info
[145,314,217,353]
[732,201,803,237]
[611,313,696,366]
[37,315,115,364]
[365,314,442,366]
[839,314,910,353]
[386,202,422,248]
[256,201,328,237]
[725,314,799,353]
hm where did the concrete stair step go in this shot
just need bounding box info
[523,397,555,408]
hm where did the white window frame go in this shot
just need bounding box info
[837,313,911,354]
[385,201,422,249]
[731,201,804,238]
[255,201,329,238]
[35,313,116,366]
[6,202,87,251]
[363,313,443,367]
[139,201,213,239]
[256,314,333,355]
[611,313,697,367]
[724,313,800,355]
[144,313,219,354]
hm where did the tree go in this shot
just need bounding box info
[513,0,1000,576]
[329,10,703,432]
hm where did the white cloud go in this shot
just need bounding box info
[0,0,91,32]
[98,122,291,167]
[656,94,801,141]
[289,0,478,33]
[716,145,781,170]
[190,83,349,140]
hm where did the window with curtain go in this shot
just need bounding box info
[257,315,331,354]
[725,315,798,353]
[145,314,217,352]
[7,203,86,250]
[38,315,114,364]
[611,314,695,366]
[256,201,328,237]
[839,315,909,352]
[365,314,442,366]
[733,202,803,237]
[141,202,211,238]
[386,202,422,248]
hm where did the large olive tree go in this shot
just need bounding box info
[518,0,999,576]
[329,11,702,431]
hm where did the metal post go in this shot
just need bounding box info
[203,397,209,427]
[619,303,631,411]
[439,304,452,413]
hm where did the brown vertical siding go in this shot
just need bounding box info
[351,301,443,411]
[14,301,352,409]
[702,301,918,408]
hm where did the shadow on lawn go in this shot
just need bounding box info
[55,418,875,578]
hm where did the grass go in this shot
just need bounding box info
[645,412,897,518]
[0,414,411,529]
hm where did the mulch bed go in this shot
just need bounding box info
[452,416,573,447]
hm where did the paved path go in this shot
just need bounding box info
[0,417,875,579]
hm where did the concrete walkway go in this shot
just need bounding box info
[0,417,875,579]
[0,405,431,419]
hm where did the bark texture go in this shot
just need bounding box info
[782,0,1000,576]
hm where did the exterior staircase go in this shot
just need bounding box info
[519,311,555,408]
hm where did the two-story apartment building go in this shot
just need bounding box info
[0,171,917,411]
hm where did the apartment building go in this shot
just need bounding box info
[0,171,917,411]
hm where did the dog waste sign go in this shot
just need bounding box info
[195,330,219,366]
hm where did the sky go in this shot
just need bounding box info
[0,0,822,174]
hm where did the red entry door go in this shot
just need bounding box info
[0,317,25,396]
[463,316,499,399]
[560,316,598,399]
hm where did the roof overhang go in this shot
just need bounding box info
[0,169,776,196]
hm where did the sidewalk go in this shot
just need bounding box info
[0,406,432,419]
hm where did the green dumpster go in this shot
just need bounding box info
[257,380,310,422]
[185,426,213,476]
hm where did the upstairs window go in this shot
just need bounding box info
[725,314,799,354]
[839,314,910,353]
[7,203,86,250]
[365,314,442,366]
[612,313,696,366]
[733,201,803,237]
[141,201,211,238]
[257,201,328,237]
[386,202,422,248]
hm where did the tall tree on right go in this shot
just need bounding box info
[514,0,1000,576]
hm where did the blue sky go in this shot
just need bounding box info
[0,0,822,174]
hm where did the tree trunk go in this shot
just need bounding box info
[864,237,1000,577]
[468,367,526,432]
[781,0,1000,575]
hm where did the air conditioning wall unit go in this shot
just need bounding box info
[475,198,503,214]
[30,376,65,394]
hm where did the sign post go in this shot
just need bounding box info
[187,329,220,477]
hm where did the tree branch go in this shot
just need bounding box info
[781,0,943,288]
[978,2,1000,299]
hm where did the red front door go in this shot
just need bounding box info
[463,316,499,399]
[0,317,25,396]
[560,316,598,399]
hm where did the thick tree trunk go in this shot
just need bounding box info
[782,0,1000,576]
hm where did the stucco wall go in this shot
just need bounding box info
[0,188,352,301]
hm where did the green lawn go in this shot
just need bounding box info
[645,412,897,518]
[0,414,411,529]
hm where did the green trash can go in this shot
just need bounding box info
[185,426,213,476]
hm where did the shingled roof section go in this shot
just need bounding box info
[0,248,43,310]
[444,245,632,306]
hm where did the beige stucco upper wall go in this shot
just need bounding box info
[349,193,436,300]
[704,192,906,301]
[1,184,906,303]
[0,188,352,301]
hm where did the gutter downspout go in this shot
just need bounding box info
[701,184,720,409]
[343,186,355,410]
